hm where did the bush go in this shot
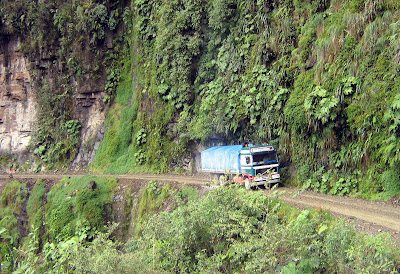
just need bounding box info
[127,187,400,273]
[26,179,47,241]
[10,184,400,273]
[381,168,400,196]
[45,175,117,241]
[0,180,27,243]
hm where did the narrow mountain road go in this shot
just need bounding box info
[275,187,400,243]
[1,173,399,243]
[0,173,209,184]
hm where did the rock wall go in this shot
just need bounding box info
[0,33,107,168]
[73,94,106,168]
[0,35,36,154]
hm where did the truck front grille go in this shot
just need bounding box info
[256,167,277,175]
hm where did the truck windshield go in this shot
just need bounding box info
[253,152,277,163]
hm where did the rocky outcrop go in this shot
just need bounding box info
[72,98,106,168]
[0,32,107,168]
[0,35,36,153]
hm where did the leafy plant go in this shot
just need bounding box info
[304,86,338,130]
[26,180,47,241]
[45,176,117,242]
[127,187,400,273]
[380,168,400,197]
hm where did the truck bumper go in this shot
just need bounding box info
[253,173,280,185]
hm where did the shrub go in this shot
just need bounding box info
[0,180,27,243]
[45,175,117,241]
[26,179,47,240]
[381,168,400,196]
[127,187,400,273]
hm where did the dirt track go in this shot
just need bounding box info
[1,173,399,242]
[276,187,400,243]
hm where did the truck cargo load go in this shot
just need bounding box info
[201,145,242,173]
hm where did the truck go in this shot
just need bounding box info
[201,144,280,189]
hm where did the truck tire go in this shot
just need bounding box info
[219,175,226,186]
[244,178,251,190]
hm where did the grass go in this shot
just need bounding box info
[0,180,27,243]
[133,181,172,236]
[26,179,47,238]
[45,175,117,241]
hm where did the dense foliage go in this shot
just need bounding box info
[1,0,400,195]
[0,176,117,272]
[82,0,400,198]
[127,187,400,273]
[45,175,117,241]
[0,0,128,169]
[3,185,399,273]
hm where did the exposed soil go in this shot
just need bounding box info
[274,187,400,245]
[1,173,399,244]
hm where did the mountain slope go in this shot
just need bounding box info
[1,0,399,198]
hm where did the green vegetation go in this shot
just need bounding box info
[0,177,192,272]
[16,223,137,273]
[0,180,27,244]
[7,185,400,273]
[90,54,140,174]
[0,180,27,272]
[127,187,399,273]
[2,0,399,197]
[0,176,119,272]
[82,0,400,198]
[45,175,117,241]
[26,179,46,241]
[133,181,171,235]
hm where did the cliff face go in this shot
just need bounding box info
[1,0,400,199]
[72,76,106,167]
[0,0,128,170]
[0,31,107,168]
[0,35,36,154]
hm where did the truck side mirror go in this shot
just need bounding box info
[246,157,250,164]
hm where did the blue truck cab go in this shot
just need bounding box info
[240,145,280,185]
[201,144,280,189]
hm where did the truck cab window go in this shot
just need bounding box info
[253,152,277,163]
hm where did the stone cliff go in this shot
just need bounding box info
[0,35,36,154]
[0,32,107,169]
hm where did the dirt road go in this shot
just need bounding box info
[275,187,400,243]
[1,173,399,242]
[0,173,209,184]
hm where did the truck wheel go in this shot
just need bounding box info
[211,173,218,181]
[244,178,251,190]
[219,175,226,186]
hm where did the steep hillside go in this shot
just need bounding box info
[94,0,400,198]
[1,0,400,198]
[0,0,128,170]
[0,176,399,273]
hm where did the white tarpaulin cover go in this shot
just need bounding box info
[201,145,242,173]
